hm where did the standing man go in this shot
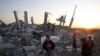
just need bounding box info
[72,33,77,49]
[87,36,94,56]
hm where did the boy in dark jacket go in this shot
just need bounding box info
[42,35,55,56]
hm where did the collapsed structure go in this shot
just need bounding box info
[0,6,100,56]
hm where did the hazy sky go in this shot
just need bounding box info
[0,0,100,29]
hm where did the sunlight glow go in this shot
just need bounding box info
[75,18,97,29]
[0,0,100,29]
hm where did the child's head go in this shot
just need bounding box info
[46,34,50,40]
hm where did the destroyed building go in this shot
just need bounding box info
[0,10,100,56]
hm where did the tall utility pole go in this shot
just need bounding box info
[13,11,20,30]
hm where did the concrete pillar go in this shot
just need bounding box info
[63,15,66,26]
[13,11,20,30]
[24,11,28,26]
[44,12,48,24]
[31,17,34,25]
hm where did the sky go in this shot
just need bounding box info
[0,0,100,29]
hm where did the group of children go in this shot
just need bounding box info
[81,36,94,56]
[42,34,94,56]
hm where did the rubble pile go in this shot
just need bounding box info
[0,20,100,56]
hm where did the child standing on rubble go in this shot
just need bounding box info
[42,35,55,56]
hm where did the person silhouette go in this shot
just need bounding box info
[87,36,94,56]
[42,35,55,56]
[72,33,77,49]
[81,38,90,56]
